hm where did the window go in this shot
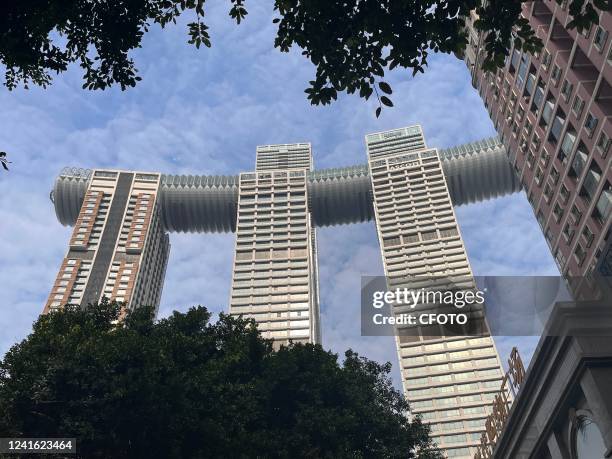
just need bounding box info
[544,184,553,202]
[574,244,587,266]
[560,129,577,161]
[594,26,608,52]
[596,131,610,158]
[561,80,573,101]
[442,434,467,444]
[571,144,589,178]
[532,132,541,151]
[560,184,570,204]
[524,119,533,137]
[463,406,485,415]
[439,421,463,431]
[551,64,562,85]
[572,414,608,459]
[407,376,428,386]
[527,151,536,168]
[595,183,612,223]
[571,204,583,224]
[585,113,599,137]
[447,448,471,458]
[572,95,585,118]
[436,397,457,406]
[542,50,552,70]
[541,148,551,167]
[551,167,560,185]
[582,225,595,248]
[535,167,544,186]
[517,54,529,87]
[563,224,575,243]
[553,203,564,223]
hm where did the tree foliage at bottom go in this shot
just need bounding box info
[0,300,442,458]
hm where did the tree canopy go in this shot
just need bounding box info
[0,300,442,458]
[0,0,608,114]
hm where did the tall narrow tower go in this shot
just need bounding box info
[367,126,506,458]
[45,169,170,314]
[229,143,321,347]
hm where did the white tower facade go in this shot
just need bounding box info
[366,126,506,458]
[229,143,320,348]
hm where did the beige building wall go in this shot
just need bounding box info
[367,126,506,459]
[229,144,320,347]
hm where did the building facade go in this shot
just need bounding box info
[45,169,170,315]
[366,127,506,458]
[229,143,321,347]
[490,298,612,459]
[462,2,612,278]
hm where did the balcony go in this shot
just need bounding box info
[525,73,536,97]
[531,1,553,27]
[595,187,612,223]
[532,85,545,110]
[571,148,589,177]
[549,113,566,144]
[541,100,555,126]
[516,56,529,88]
[571,48,599,85]
[596,78,612,117]
[549,20,573,53]
[559,130,576,163]
[581,169,602,201]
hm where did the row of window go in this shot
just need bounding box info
[404,347,496,367]
[407,369,501,388]
[408,358,500,376]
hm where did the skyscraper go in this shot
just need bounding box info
[229,143,320,347]
[48,128,521,458]
[46,169,170,314]
[461,3,612,278]
[366,127,505,458]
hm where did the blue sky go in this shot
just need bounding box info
[0,3,559,387]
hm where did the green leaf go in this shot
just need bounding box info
[380,96,393,107]
[378,81,392,94]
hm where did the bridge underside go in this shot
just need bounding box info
[51,137,520,232]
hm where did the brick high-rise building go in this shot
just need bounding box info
[46,169,170,314]
[461,2,612,278]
